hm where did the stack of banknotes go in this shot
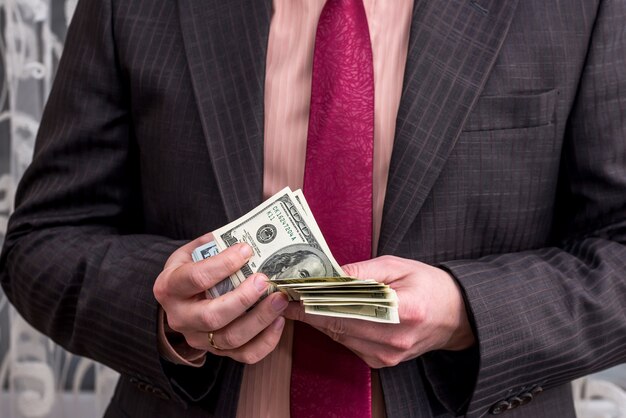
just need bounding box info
[192,187,399,324]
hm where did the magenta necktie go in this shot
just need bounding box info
[291,0,374,416]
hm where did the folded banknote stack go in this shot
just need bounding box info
[192,187,399,324]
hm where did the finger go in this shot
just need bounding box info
[172,273,270,332]
[210,292,289,350]
[342,255,406,284]
[282,302,403,368]
[333,335,408,369]
[225,316,286,364]
[186,317,286,364]
[283,302,391,342]
[282,304,411,368]
[169,243,254,297]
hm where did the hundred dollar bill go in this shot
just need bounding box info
[271,276,379,300]
[192,189,316,298]
[304,304,400,324]
[299,292,396,302]
[292,189,310,216]
[191,241,219,263]
[303,301,398,308]
[295,286,391,293]
[210,187,345,296]
[271,276,371,286]
[191,187,400,322]
[191,240,236,298]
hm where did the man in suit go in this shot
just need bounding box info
[1,0,625,417]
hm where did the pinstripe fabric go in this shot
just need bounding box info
[177,0,271,221]
[0,0,625,417]
[382,1,626,417]
[378,0,520,254]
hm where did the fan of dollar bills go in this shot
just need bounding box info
[192,187,399,324]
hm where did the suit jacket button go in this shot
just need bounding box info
[490,400,511,415]
[508,396,522,409]
[531,385,543,396]
[519,392,533,405]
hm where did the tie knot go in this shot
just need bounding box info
[318,0,371,46]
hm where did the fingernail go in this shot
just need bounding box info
[271,295,288,312]
[239,244,253,258]
[272,316,285,330]
[254,274,268,292]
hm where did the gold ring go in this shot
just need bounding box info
[208,332,220,350]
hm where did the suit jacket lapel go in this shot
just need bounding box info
[378,0,519,255]
[178,0,272,221]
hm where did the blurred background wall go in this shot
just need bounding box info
[0,1,624,417]
[0,1,118,417]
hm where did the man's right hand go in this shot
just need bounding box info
[153,233,288,364]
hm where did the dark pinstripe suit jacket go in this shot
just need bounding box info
[1,0,625,416]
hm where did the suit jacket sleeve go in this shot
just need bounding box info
[0,0,222,405]
[422,1,626,416]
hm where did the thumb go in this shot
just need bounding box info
[341,257,394,284]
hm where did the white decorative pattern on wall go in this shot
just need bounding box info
[0,1,117,417]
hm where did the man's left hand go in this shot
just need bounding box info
[283,255,475,368]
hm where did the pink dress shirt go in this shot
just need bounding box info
[158,0,414,416]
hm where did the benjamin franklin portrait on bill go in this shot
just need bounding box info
[259,244,336,280]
